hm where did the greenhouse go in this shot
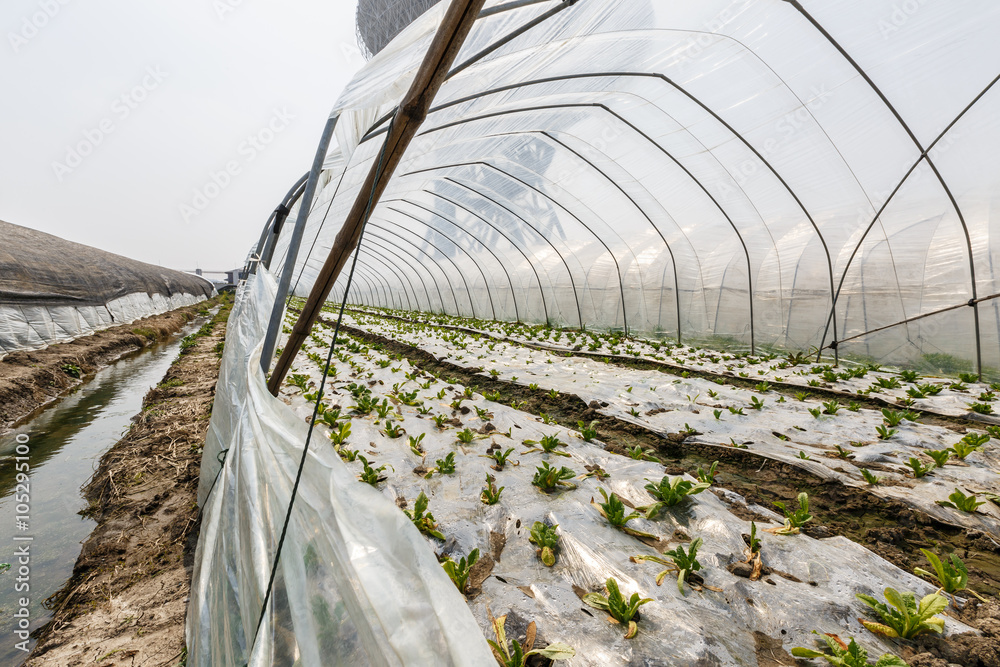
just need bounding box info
[185,1,1000,666]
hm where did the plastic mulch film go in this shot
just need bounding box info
[186,270,495,666]
[276,314,977,666]
[272,0,1000,374]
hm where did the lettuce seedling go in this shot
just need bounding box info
[487,614,574,667]
[456,428,476,444]
[404,491,445,540]
[876,425,897,440]
[532,462,576,492]
[338,447,359,462]
[936,488,985,513]
[480,474,504,505]
[432,414,449,429]
[594,489,655,539]
[856,587,946,639]
[636,537,704,595]
[522,434,569,457]
[772,492,812,534]
[881,408,904,426]
[861,469,881,486]
[577,420,599,441]
[408,433,425,457]
[382,419,405,438]
[287,373,311,392]
[642,476,710,517]
[375,399,393,419]
[951,432,988,459]
[583,578,653,639]
[328,422,351,447]
[357,456,390,486]
[528,521,559,566]
[482,447,516,470]
[696,461,719,484]
[926,449,951,467]
[441,548,479,594]
[792,633,906,666]
[425,452,456,478]
[905,457,933,478]
[914,549,986,603]
[627,446,658,461]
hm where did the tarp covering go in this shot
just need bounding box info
[0,220,213,356]
[272,0,1000,374]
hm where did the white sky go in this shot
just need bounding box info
[0,0,364,274]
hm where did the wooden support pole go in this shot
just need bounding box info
[267,0,487,395]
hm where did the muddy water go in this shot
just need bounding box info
[0,317,205,665]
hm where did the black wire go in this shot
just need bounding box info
[247,114,396,658]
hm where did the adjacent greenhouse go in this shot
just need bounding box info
[188,1,1000,666]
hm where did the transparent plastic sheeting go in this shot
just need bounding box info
[280,320,975,666]
[0,292,208,359]
[272,0,1000,375]
[186,270,495,666]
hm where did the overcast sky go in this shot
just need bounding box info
[0,0,363,275]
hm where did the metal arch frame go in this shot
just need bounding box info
[359,71,840,355]
[416,103,756,346]
[415,188,550,323]
[364,227,462,315]
[380,206,499,320]
[349,253,410,310]
[438,176,584,328]
[538,130,682,342]
[387,197,520,321]
[249,172,310,275]
[355,246,422,311]
[371,213,484,318]
[409,161,628,331]
[782,0,984,375]
[344,262,392,309]
[361,236,447,313]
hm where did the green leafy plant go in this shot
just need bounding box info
[861,469,881,486]
[528,521,559,566]
[594,488,655,538]
[432,414,449,429]
[483,447,516,471]
[936,488,985,513]
[798,451,812,460]
[480,474,504,505]
[876,425,897,440]
[583,578,653,639]
[749,396,766,410]
[632,538,704,596]
[926,449,951,467]
[951,432,988,459]
[577,420,598,441]
[627,445,658,461]
[881,408,905,427]
[382,419,405,438]
[822,400,841,415]
[808,407,822,419]
[968,402,994,415]
[486,614,574,667]
[427,452,456,477]
[408,433,426,457]
[328,422,351,447]
[729,405,746,416]
[404,491,445,540]
[532,462,576,492]
[358,455,390,486]
[773,492,812,534]
[696,461,718,484]
[641,476,709,517]
[855,587,946,639]
[523,434,569,457]
[456,428,476,444]
[905,457,933,478]
[441,548,479,594]
[914,549,986,603]
[791,633,907,666]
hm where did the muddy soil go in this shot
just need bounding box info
[0,301,216,435]
[24,300,230,667]
[341,320,1000,666]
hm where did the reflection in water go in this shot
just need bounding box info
[0,318,202,665]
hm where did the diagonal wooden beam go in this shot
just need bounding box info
[267,0,487,395]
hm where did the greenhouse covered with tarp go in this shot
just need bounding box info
[187,1,1000,665]
[0,220,214,357]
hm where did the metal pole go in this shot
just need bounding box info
[260,116,338,374]
[261,174,310,271]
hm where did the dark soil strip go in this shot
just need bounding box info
[25,299,232,667]
[340,321,1000,601]
[344,308,990,434]
[0,300,217,435]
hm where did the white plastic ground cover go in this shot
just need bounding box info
[274,0,1000,374]
[187,269,494,666]
[277,314,975,666]
[349,304,1000,423]
[342,310,1000,539]
[0,291,209,359]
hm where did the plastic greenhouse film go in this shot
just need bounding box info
[187,270,495,666]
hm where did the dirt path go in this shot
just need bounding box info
[0,300,218,435]
[24,299,231,667]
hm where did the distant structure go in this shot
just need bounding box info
[356,0,440,57]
